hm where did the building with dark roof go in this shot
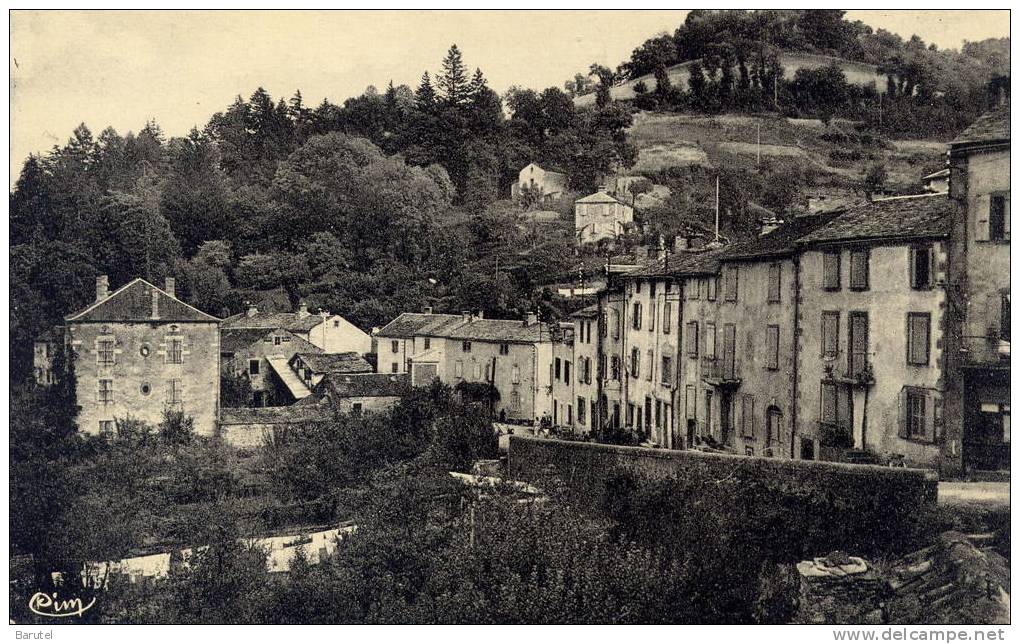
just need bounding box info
[315,372,411,415]
[289,351,374,389]
[943,106,1011,474]
[374,309,555,422]
[61,276,221,436]
[220,327,322,407]
[222,302,371,355]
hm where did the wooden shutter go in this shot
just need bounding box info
[723,324,736,379]
[822,312,839,358]
[837,385,851,431]
[897,388,909,438]
[850,250,869,290]
[1004,193,1011,239]
[705,323,716,358]
[975,194,991,241]
[849,312,868,377]
[766,326,779,369]
[768,263,780,302]
[908,314,930,364]
[823,252,840,289]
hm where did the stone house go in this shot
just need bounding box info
[62,276,220,436]
[922,168,950,194]
[222,303,371,355]
[220,327,321,406]
[574,190,635,245]
[374,310,554,422]
[218,402,330,448]
[944,107,1010,474]
[315,372,411,415]
[794,194,953,469]
[511,162,568,202]
[289,351,374,390]
[33,325,64,386]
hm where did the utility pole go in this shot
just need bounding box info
[756,121,761,168]
[714,175,721,243]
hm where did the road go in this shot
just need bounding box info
[937,481,1010,509]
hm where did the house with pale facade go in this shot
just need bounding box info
[511,162,568,202]
[61,276,221,435]
[220,327,321,406]
[289,351,374,390]
[575,190,635,245]
[222,303,371,355]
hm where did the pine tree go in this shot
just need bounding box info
[415,71,437,111]
[438,44,469,106]
[468,68,487,99]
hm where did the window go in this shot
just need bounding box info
[1002,293,1011,342]
[741,394,756,439]
[455,360,463,378]
[989,194,1007,241]
[334,320,340,328]
[584,357,592,384]
[391,362,399,374]
[821,382,852,430]
[823,252,841,290]
[848,312,869,378]
[167,338,184,364]
[510,390,522,413]
[646,350,653,381]
[274,336,282,346]
[688,279,700,300]
[821,312,840,359]
[685,385,697,421]
[610,356,621,380]
[766,325,780,370]
[905,388,926,439]
[663,302,672,334]
[511,365,521,384]
[910,246,933,289]
[686,321,699,358]
[705,323,716,358]
[907,313,931,365]
[632,302,642,330]
[723,266,739,302]
[649,281,656,298]
[249,359,260,375]
[849,250,869,290]
[462,341,472,353]
[661,356,673,386]
[630,347,640,379]
[768,263,782,303]
[424,337,431,350]
[554,358,562,380]
[649,303,656,332]
[611,310,620,339]
[707,276,718,301]
[98,379,114,404]
[499,343,510,355]
[473,363,482,380]
[166,379,182,405]
[99,420,114,434]
[564,361,571,385]
[98,339,115,366]
[578,397,586,425]
[352,402,363,414]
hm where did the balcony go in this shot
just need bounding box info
[701,356,740,389]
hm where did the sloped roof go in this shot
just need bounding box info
[318,372,411,399]
[66,278,219,323]
[294,352,373,374]
[951,106,1010,147]
[376,313,465,339]
[575,191,632,206]
[626,246,727,278]
[796,193,953,245]
[220,327,322,355]
[221,310,346,333]
[720,212,843,262]
[570,304,599,319]
[265,355,313,399]
[376,312,552,344]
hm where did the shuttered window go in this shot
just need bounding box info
[722,324,736,380]
[632,302,642,330]
[705,323,716,358]
[741,394,755,439]
[822,252,840,290]
[766,325,780,370]
[707,276,718,301]
[821,311,840,359]
[646,350,653,381]
[631,347,640,379]
[685,385,697,420]
[910,246,933,289]
[821,382,852,430]
[661,355,673,386]
[907,313,931,365]
[848,312,869,378]
[663,302,672,334]
[849,250,869,290]
[899,387,940,442]
[686,321,699,357]
[990,194,1007,241]
[767,263,782,303]
[649,303,656,332]
[724,266,739,301]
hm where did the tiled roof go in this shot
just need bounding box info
[720,212,843,261]
[570,304,599,319]
[66,279,219,323]
[951,106,1010,146]
[626,247,727,278]
[220,328,322,355]
[221,311,327,333]
[220,403,329,426]
[575,191,632,206]
[796,193,953,245]
[318,373,411,399]
[376,312,553,344]
[294,352,373,374]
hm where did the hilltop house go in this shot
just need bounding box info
[575,190,635,245]
[222,303,371,354]
[61,276,221,435]
[511,162,568,202]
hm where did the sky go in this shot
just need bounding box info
[9,9,1011,187]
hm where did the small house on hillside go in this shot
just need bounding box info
[290,351,374,389]
[574,190,635,245]
[511,163,568,202]
[222,303,371,355]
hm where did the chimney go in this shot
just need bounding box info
[597,185,607,193]
[759,218,783,237]
[297,302,309,319]
[246,303,259,318]
[163,277,175,299]
[674,236,689,252]
[475,309,484,320]
[461,310,473,322]
[524,311,538,326]
[95,275,109,303]
[423,306,433,315]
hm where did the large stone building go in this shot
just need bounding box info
[62,276,221,435]
[374,309,554,422]
[944,106,1011,473]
